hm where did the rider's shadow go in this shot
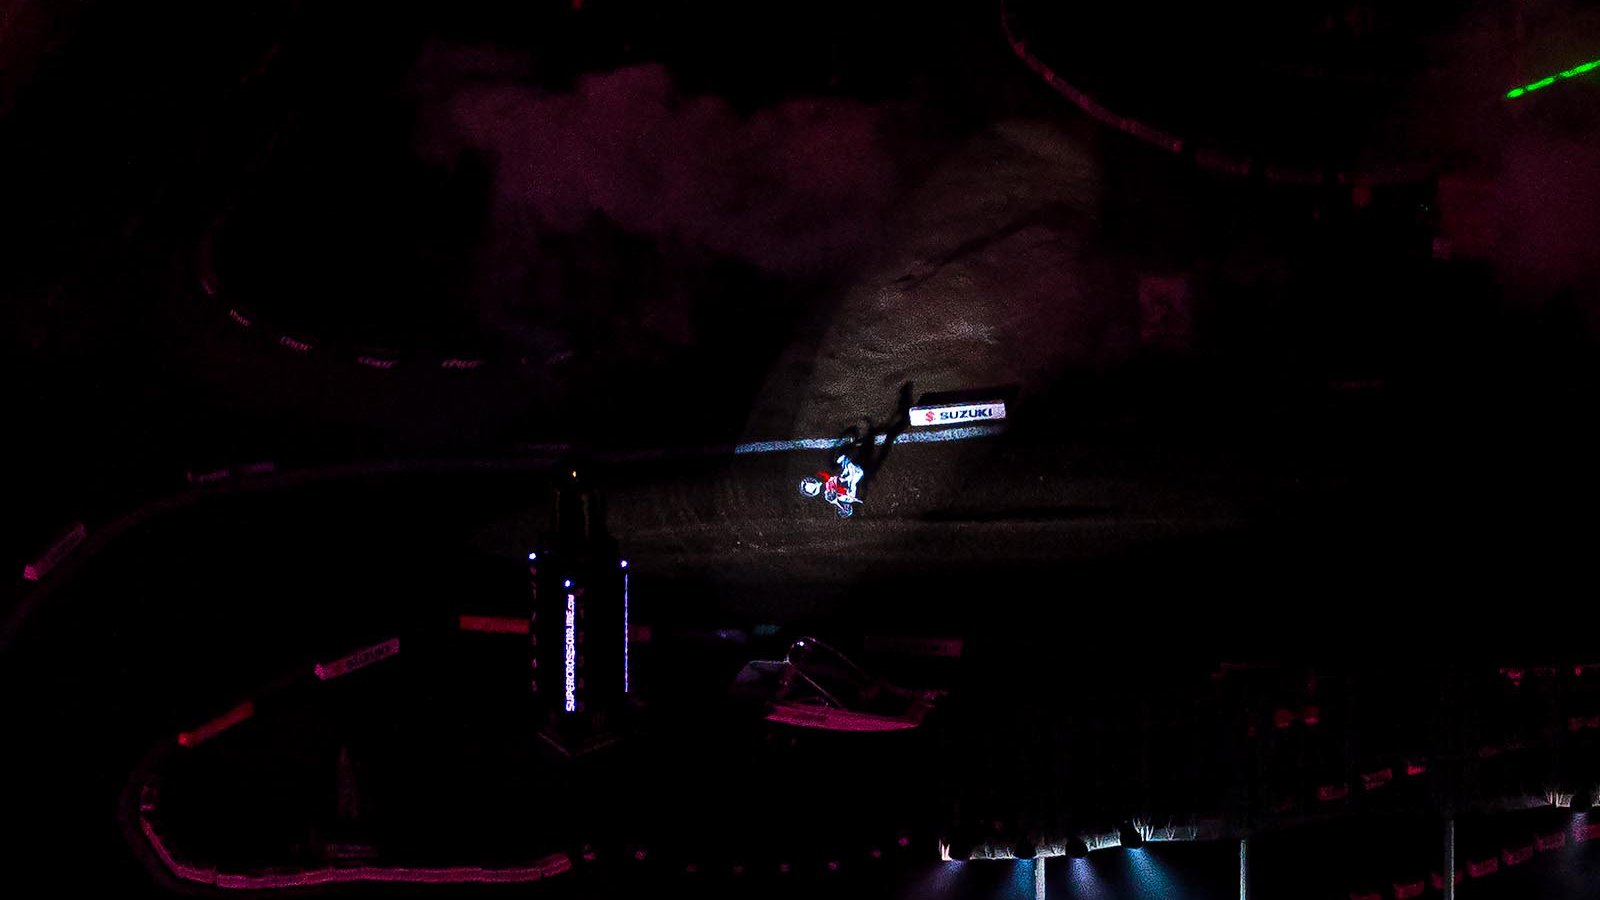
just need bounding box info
[834,381,913,499]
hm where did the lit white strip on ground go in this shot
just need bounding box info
[733,423,1004,455]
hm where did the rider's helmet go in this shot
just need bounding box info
[836,454,850,467]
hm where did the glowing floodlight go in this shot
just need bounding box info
[1069,856,1102,894]
[528,552,538,561]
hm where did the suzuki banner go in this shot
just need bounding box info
[909,401,1007,427]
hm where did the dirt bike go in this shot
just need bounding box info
[798,470,861,518]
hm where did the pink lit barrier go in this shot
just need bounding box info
[862,635,964,658]
[1123,119,1183,154]
[1535,831,1565,852]
[227,308,252,327]
[177,701,254,748]
[1393,880,1425,899]
[999,1,1433,187]
[1500,844,1534,866]
[1316,783,1349,802]
[1076,95,1125,130]
[1465,857,1498,878]
[356,356,398,370]
[1580,820,1600,842]
[1196,149,1251,176]
[439,358,484,370]
[1273,708,1296,729]
[140,817,571,888]
[1429,870,1464,890]
[1301,704,1320,725]
[278,335,314,353]
[459,615,529,635]
[1002,12,1174,155]
[313,637,400,681]
[21,521,87,582]
[1359,768,1393,791]
[1405,762,1427,777]
[765,704,922,732]
[187,462,275,485]
[1262,165,1325,186]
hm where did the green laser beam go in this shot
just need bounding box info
[1506,56,1600,99]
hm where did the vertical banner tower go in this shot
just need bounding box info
[529,466,629,754]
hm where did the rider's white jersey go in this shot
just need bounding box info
[836,457,865,500]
